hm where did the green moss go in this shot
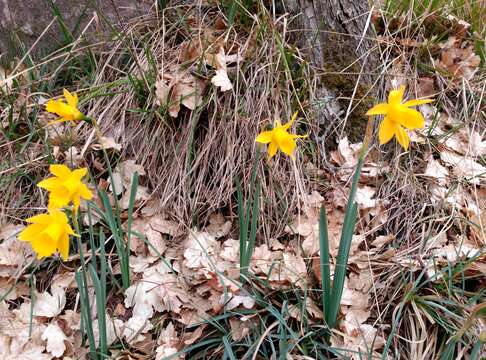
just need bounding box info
[318,35,374,144]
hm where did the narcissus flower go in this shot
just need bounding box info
[255,112,307,159]
[366,86,433,150]
[18,209,77,260]
[45,89,84,124]
[37,164,93,212]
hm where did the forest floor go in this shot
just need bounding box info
[0,1,485,359]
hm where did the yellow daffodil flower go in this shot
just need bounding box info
[255,112,307,159]
[366,85,433,150]
[45,88,84,124]
[37,164,93,212]
[18,209,77,260]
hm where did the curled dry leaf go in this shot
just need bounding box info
[220,293,255,311]
[91,136,122,151]
[183,231,219,278]
[155,64,206,118]
[424,156,449,186]
[331,137,388,181]
[124,264,188,321]
[42,322,67,358]
[206,213,232,239]
[93,315,124,347]
[155,322,181,359]
[0,224,33,277]
[110,160,146,195]
[211,69,233,92]
[33,286,66,318]
[206,47,234,92]
[440,150,486,184]
[123,315,154,344]
[445,128,486,157]
[229,317,253,341]
[436,36,480,80]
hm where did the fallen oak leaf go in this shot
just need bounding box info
[211,69,233,92]
[42,322,68,358]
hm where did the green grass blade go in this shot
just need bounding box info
[244,181,261,268]
[318,206,331,323]
[236,178,246,277]
[75,270,96,356]
[440,339,456,360]
[222,335,237,360]
[327,202,358,329]
[124,172,139,286]
[87,203,97,270]
[99,190,130,289]
[88,264,107,356]
[470,337,483,360]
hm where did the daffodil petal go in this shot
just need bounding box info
[366,103,389,115]
[37,177,60,190]
[395,125,410,150]
[50,164,72,178]
[72,196,80,213]
[73,168,88,178]
[279,136,297,156]
[378,117,396,145]
[268,141,278,159]
[282,111,299,130]
[256,131,273,144]
[18,223,45,240]
[48,188,70,209]
[25,213,53,224]
[397,107,425,129]
[63,88,78,108]
[402,99,433,107]
[388,85,405,105]
[46,100,75,118]
[79,184,94,200]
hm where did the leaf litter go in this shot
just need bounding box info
[1,8,485,360]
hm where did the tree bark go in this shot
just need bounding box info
[284,0,377,142]
[0,0,151,65]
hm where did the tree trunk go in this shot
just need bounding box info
[0,0,151,65]
[284,0,378,143]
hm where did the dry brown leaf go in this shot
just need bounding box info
[211,69,233,92]
[220,239,240,262]
[424,156,449,186]
[42,322,68,358]
[0,224,33,277]
[206,47,234,92]
[437,37,480,80]
[123,315,153,344]
[33,286,66,318]
[417,77,436,98]
[220,293,255,310]
[206,213,232,239]
[156,65,206,117]
[183,231,219,277]
[91,136,122,151]
[229,317,252,341]
[440,150,486,184]
[120,185,150,209]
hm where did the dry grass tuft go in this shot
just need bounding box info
[77,4,317,233]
